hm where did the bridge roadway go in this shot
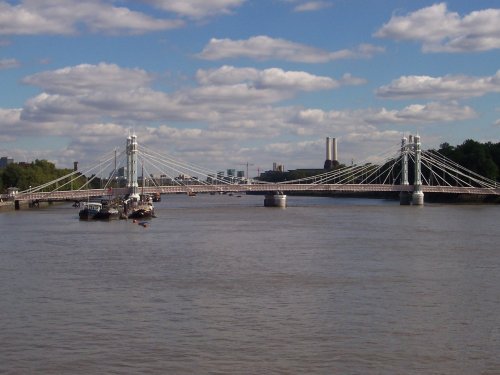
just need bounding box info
[6,183,500,202]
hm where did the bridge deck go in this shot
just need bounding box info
[4,183,499,202]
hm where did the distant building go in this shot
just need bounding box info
[272,162,284,172]
[216,171,225,184]
[0,157,13,169]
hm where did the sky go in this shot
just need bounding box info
[0,0,499,175]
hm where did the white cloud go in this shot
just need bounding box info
[1,63,480,168]
[339,73,367,86]
[369,102,477,124]
[291,102,477,131]
[375,3,500,52]
[21,63,347,125]
[0,108,22,127]
[142,0,245,19]
[198,35,384,62]
[15,63,478,130]
[376,71,500,100]
[0,0,183,36]
[22,63,153,95]
[0,58,20,69]
[196,65,259,86]
[196,65,339,91]
[294,1,332,12]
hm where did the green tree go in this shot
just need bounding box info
[438,139,499,182]
[1,164,23,189]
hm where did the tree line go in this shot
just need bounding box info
[0,159,86,193]
[437,140,499,182]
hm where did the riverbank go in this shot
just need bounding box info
[0,201,14,211]
[0,200,63,212]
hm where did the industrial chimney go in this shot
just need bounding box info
[324,137,333,169]
[324,137,339,169]
[332,137,338,163]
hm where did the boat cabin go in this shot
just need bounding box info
[82,202,102,212]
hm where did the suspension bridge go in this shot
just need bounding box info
[3,134,499,207]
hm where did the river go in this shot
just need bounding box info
[1,194,499,374]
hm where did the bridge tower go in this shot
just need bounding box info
[399,136,412,205]
[399,134,424,205]
[412,135,424,205]
[126,134,140,200]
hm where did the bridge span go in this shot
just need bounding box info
[9,183,500,203]
[3,134,499,207]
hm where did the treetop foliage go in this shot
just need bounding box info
[437,139,499,181]
[0,159,83,193]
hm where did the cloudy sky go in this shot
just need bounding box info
[1,0,499,174]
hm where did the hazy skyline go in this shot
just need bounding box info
[1,0,499,174]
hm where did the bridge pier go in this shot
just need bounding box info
[264,191,287,207]
[399,191,412,205]
[412,191,424,205]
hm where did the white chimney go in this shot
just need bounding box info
[326,137,332,161]
[332,137,338,161]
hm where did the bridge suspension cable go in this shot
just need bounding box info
[275,140,404,186]
[137,143,252,186]
[7,134,498,204]
[420,150,497,189]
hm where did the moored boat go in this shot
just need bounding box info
[79,201,121,220]
[79,202,103,220]
[128,205,154,219]
[124,194,155,219]
[94,206,121,220]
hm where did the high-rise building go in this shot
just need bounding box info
[0,156,13,169]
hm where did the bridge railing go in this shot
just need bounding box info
[5,181,500,202]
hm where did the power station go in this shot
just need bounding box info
[324,137,339,169]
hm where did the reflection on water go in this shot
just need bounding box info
[1,194,499,374]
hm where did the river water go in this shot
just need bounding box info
[1,194,499,374]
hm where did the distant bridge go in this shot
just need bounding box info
[3,134,499,206]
